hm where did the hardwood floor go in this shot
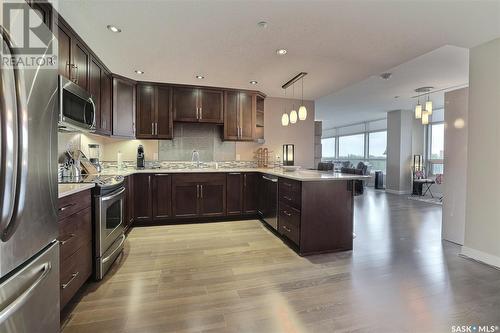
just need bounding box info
[62,189,500,333]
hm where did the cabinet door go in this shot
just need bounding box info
[199,89,223,123]
[223,91,239,140]
[239,92,255,140]
[173,87,198,122]
[243,173,259,214]
[113,77,136,138]
[172,177,199,218]
[134,174,152,222]
[72,40,89,90]
[89,59,101,131]
[57,24,71,80]
[200,176,226,217]
[226,173,242,216]
[136,84,155,139]
[156,86,173,139]
[152,174,172,220]
[100,72,112,134]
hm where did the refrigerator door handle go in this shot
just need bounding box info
[0,28,19,239]
[0,262,51,325]
[1,27,29,242]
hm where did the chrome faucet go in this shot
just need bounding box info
[191,150,200,168]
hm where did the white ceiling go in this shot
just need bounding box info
[316,45,470,129]
[56,0,499,100]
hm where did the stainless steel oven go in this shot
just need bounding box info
[94,183,125,280]
[58,75,96,132]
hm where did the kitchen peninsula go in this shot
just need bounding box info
[60,167,369,256]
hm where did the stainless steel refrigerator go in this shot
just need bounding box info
[0,3,60,332]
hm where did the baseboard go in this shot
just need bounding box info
[460,246,500,269]
[385,189,410,195]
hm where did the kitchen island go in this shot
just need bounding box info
[94,167,369,255]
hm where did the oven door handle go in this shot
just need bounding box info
[102,234,126,264]
[100,187,125,202]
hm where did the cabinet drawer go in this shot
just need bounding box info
[279,216,300,246]
[58,207,92,262]
[60,241,92,309]
[279,178,301,209]
[58,189,92,220]
[279,202,301,227]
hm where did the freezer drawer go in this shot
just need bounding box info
[0,242,59,333]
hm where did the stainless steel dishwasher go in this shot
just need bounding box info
[259,174,278,230]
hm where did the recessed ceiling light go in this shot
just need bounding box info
[257,21,268,28]
[250,80,258,85]
[380,72,392,80]
[276,49,287,55]
[135,70,144,74]
[195,75,204,79]
[107,25,122,33]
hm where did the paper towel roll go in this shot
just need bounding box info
[117,151,123,169]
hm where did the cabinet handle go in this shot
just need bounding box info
[228,172,241,175]
[196,107,199,120]
[283,225,291,233]
[155,122,158,135]
[200,107,202,120]
[61,272,79,289]
[244,174,247,187]
[283,210,292,217]
[200,185,203,199]
[59,233,75,245]
[151,123,154,135]
[196,184,200,198]
[74,64,79,84]
[58,203,75,212]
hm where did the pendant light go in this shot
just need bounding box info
[289,83,298,124]
[281,88,289,126]
[298,77,307,120]
[425,94,433,115]
[415,97,422,119]
[421,110,429,125]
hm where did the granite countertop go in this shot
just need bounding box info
[96,167,371,182]
[58,183,95,199]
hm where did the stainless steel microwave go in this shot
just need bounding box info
[58,75,96,132]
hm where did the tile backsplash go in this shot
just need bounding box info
[158,123,236,161]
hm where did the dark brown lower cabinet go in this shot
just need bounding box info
[134,174,152,222]
[152,174,172,219]
[124,176,134,230]
[172,174,226,218]
[226,173,243,215]
[243,173,259,214]
[226,172,259,216]
[57,190,92,310]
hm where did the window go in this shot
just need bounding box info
[321,137,336,159]
[368,131,387,173]
[339,134,364,159]
[368,131,386,158]
[429,123,444,174]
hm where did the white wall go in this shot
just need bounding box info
[462,38,500,268]
[442,87,468,245]
[236,97,316,168]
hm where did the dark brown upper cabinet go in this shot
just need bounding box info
[136,84,173,139]
[55,19,89,91]
[89,59,101,131]
[113,76,136,138]
[173,87,223,124]
[224,91,256,141]
[100,71,113,135]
